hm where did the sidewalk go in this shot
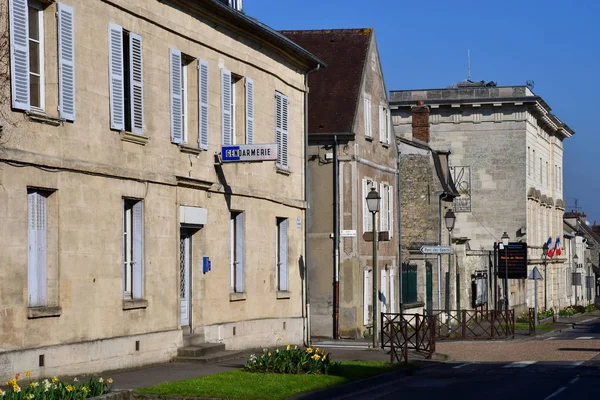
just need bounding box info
[516,309,600,339]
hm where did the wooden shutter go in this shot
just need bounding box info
[198,60,209,149]
[108,23,124,130]
[275,92,289,169]
[57,3,75,120]
[379,105,385,142]
[388,185,394,238]
[9,0,30,111]
[132,201,143,299]
[235,212,244,293]
[279,218,288,291]
[245,77,254,144]
[221,68,232,145]
[28,191,47,307]
[169,49,183,144]
[390,267,396,313]
[364,97,371,137]
[129,32,144,134]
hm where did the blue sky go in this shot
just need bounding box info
[246,0,600,223]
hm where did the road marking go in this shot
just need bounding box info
[569,375,580,384]
[502,361,536,368]
[452,363,470,369]
[575,336,593,340]
[544,387,567,400]
[544,336,557,340]
[568,361,584,368]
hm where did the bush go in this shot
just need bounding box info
[585,303,600,312]
[537,308,554,320]
[558,305,586,317]
[245,344,338,375]
[1,372,113,399]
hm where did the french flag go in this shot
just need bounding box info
[555,237,562,256]
[547,237,554,258]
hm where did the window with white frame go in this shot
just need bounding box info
[221,69,252,145]
[364,95,372,138]
[109,23,143,134]
[379,105,391,144]
[123,199,144,299]
[9,1,75,119]
[276,218,288,291]
[230,211,245,293]
[362,177,376,233]
[170,49,195,145]
[275,91,289,169]
[28,189,49,307]
[380,269,388,313]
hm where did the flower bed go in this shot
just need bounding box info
[1,372,114,400]
[245,341,337,375]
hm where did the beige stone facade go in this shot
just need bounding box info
[0,0,321,380]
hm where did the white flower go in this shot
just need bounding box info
[73,377,78,382]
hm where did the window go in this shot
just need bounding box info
[170,49,195,144]
[109,23,143,134]
[221,69,252,145]
[401,263,418,304]
[230,211,245,293]
[123,199,143,299]
[364,95,372,138]
[379,105,390,144]
[362,178,376,233]
[276,218,288,291]
[9,1,75,118]
[229,0,243,11]
[379,184,394,238]
[28,189,48,307]
[199,60,209,149]
[275,91,289,169]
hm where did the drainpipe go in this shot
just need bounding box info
[333,135,340,339]
[396,143,403,314]
[304,63,320,347]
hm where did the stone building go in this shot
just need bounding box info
[0,0,322,380]
[281,29,397,339]
[390,82,574,313]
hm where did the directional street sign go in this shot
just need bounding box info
[528,266,544,280]
[420,246,451,254]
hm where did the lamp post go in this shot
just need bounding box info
[366,187,381,349]
[444,209,456,313]
[573,253,579,305]
[501,232,510,310]
[542,242,548,311]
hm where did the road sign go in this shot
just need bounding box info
[340,230,356,237]
[528,266,543,280]
[221,144,277,162]
[420,246,451,254]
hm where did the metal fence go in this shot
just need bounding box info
[431,309,515,340]
[381,313,436,363]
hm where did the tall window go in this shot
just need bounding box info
[276,218,288,291]
[364,95,372,138]
[379,105,390,144]
[28,189,49,307]
[362,178,376,233]
[109,23,143,134]
[123,199,143,299]
[170,49,193,144]
[230,212,245,293]
[27,2,44,110]
[379,183,394,238]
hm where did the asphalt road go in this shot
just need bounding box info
[540,316,600,341]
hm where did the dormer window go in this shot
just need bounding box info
[229,0,243,11]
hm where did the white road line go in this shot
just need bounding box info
[502,361,536,368]
[544,336,557,340]
[575,336,593,340]
[452,363,470,369]
[568,361,584,368]
[569,375,580,384]
[544,387,567,400]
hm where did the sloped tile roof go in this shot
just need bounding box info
[280,29,372,136]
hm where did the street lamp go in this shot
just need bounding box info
[573,253,578,305]
[366,187,381,349]
[542,242,548,311]
[444,210,456,313]
[501,232,510,310]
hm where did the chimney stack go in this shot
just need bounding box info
[412,100,430,143]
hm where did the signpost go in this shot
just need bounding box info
[221,144,277,162]
[420,246,451,255]
[528,266,543,327]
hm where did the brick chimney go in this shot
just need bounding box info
[412,100,430,143]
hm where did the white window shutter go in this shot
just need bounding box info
[379,105,385,142]
[275,93,282,167]
[387,109,392,144]
[9,0,30,111]
[381,269,387,313]
[390,267,396,313]
[276,93,289,169]
[364,97,371,137]
[129,32,144,134]
[388,185,394,238]
[57,3,76,121]
[235,212,244,293]
[132,201,143,299]
[198,60,209,149]
[169,49,183,144]
[362,178,369,233]
[245,77,254,144]
[108,23,124,130]
[363,269,370,325]
[379,183,386,232]
[221,68,232,145]
[28,191,47,307]
[279,219,288,291]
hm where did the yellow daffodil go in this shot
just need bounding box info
[82,386,88,393]
[107,378,113,384]
[51,377,58,384]
[286,344,291,351]
[322,354,327,361]
[25,371,31,378]
[312,354,321,361]
[99,377,104,383]
[268,352,271,357]
[306,347,313,354]
[13,384,21,393]
[66,385,73,392]
[0,389,4,396]
[278,337,282,341]
[316,347,320,353]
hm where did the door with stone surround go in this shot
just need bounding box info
[180,230,191,327]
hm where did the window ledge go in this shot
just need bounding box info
[381,142,390,148]
[179,145,203,155]
[276,291,291,299]
[26,112,63,127]
[120,131,149,146]
[402,301,425,310]
[230,292,247,302]
[276,167,291,176]
[365,136,374,142]
[123,299,148,310]
[27,306,62,319]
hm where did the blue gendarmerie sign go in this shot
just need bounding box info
[221,144,278,162]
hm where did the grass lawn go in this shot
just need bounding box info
[135,361,406,400]
[514,323,554,331]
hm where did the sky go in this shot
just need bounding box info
[246,0,600,223]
